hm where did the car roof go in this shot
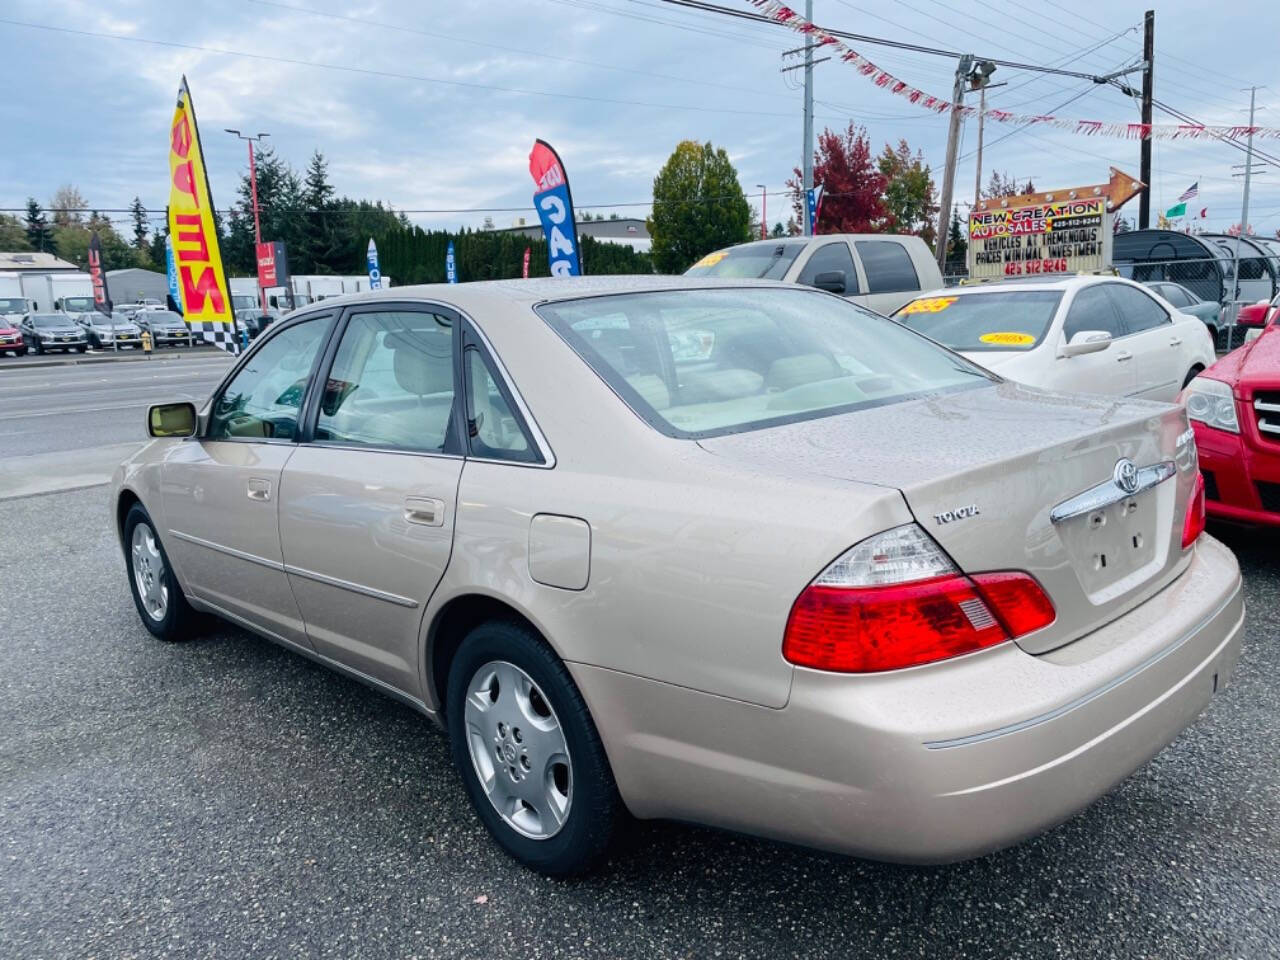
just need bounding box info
[284,275,802,321]
[928,275,1139,297]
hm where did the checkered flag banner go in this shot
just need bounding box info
[191,320,242,355]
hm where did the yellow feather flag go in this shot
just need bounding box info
[167,77,238,354]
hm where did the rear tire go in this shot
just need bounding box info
[123,503,197,642]
[446,620,621,876]
[33,340,43,355]
[1183,366,1203,389]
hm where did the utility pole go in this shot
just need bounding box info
[1138,9,1154,229]
[225,129,271,314]
[935,54,973,274]
[1229,86,1257,344]
[756,184,768,239]
[802,0,814,236]
[973,84,986,209]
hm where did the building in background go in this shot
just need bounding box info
[106,268,171,305]
[0,252,80,273]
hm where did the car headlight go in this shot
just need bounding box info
[1181,376,1239,434]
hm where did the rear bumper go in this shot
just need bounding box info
[1196,421,1280,528]
[574,535,1244,863]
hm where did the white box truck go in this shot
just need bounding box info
[0,272,30,322]
[19,273,94,313]
[264,275,392,312]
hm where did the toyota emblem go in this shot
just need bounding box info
[1113,458,1139,495]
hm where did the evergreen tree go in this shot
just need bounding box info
[945,208,968,274]
[25,199,56,253]
[130,197,149,252]
[878,139,938,246]
[0,214,32,251]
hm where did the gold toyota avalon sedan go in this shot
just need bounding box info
[112,277,1244,875]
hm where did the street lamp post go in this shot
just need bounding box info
[225,129,271,315]
[756,184,768,239]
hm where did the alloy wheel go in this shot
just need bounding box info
[463,660,573,840]
[131,522,169,622]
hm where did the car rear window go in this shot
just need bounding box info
[894,290,1063,352]
[684,242,807,280]
[538,288,992,439]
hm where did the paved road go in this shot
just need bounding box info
[0,499,1275,959]
[0,353,233,498]
[0,362,1276,959]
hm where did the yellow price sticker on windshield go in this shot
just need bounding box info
[691,250,727,269]
[978,331,1036,347]
[900,296,956,314]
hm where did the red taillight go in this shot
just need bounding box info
[1182,472,1206,549]
[783,571,1055,673]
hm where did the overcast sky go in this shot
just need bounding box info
[1,0,1276,242]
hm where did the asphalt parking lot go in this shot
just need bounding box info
[0,362,1277,959]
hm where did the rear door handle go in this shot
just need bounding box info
[404,496,445,527]
[1115,351,1133,362]
[247,477,272,501]
[1169,338,1183,346]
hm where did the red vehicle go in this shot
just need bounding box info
[0,321,25,356]
[1183,295,1280,527]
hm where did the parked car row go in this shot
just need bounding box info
[0,302,210,358]
[115,273,1240,878]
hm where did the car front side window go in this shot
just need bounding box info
[1063,287,1126,341]
[315,310,458,454]
[208,318,328,441]
[797,242,860,293]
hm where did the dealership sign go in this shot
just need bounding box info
[968,167,1143,280]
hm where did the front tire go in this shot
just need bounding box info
[446,621,621,876]
[123,503,197,642]
[33,339,44,355]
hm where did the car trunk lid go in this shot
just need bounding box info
[698,382,1198,654]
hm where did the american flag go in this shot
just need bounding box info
[1178,182,1199,202]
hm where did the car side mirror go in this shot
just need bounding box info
[148,401,197,438]
[1236,302,1270,327]
[1059,330,1112,358]
[809,270,847,294]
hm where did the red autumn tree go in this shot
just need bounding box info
[787,123,887,234]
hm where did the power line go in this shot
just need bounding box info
[660,0,1144,82]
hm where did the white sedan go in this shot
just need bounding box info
[894,276,1216,401]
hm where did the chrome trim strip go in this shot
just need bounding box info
[923,582,1242,750]
[282,563,418,608]
[1253,399,1280,413]
[169,529,284,570]
[1049,460,1176,524]
[1259,420,1280,436]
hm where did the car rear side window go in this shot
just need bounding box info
[315,310,458,454]
[1161,284,1190,308]
[208,318,328,441]
[463,341,541,463]
[1063,287,1126,341]
[854,240,920,294]
[1105,284,1169,333]
[797,242,860,293]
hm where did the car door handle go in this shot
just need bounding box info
[246,477,272,501]
[404,496,445,527]
[1115,351,1133,362]
[1169,338,1183,346]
